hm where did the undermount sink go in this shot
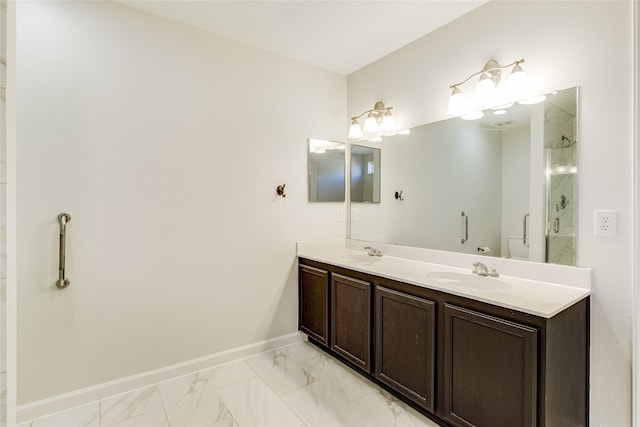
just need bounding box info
[338,254,383,264]
[426,271,511,290]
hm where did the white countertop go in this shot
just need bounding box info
[297,240,590,319]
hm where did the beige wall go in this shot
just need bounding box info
[16,1,346,404]
[349,1,633,424]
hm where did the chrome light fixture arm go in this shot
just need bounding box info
[449,58,525,90]
[350,101,393,121]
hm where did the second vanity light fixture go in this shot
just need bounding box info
[447,58,541,119]
[348,101,396,139]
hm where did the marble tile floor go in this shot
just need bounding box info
[18,340,440,427]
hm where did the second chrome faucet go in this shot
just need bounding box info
[364,246,384,257]
[472,261,499,277]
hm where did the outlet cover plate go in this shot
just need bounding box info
[594,210,617,236]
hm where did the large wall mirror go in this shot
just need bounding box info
[349,87,578,266]
[308,138,345,202]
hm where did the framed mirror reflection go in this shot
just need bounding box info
[308,139,346,202]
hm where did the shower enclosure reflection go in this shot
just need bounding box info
[348,87,578,266]
[544,107,578,264]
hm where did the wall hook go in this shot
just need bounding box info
[394,191,404,201]
[276,184,286,198]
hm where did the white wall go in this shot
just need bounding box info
[348,1,633,425]
[16,1,346,404]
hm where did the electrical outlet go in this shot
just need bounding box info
[351,207,357,222]
[594,210,617,236]
[336,208,344,223]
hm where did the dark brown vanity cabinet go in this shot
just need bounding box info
[298,265,329,347]
[331,273,371,372]
[298,258,589,427]
[442,304,538,427]
[375,286,436,412]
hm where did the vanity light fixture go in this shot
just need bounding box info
[447,58,529,117]
[348,101,396,139]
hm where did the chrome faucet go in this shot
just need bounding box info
[472,261,499,277]
[364,246,384,257]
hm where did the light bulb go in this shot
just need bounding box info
[348,119,363,139]
[508,63,527,95]
[476,73,496,103]
[363,112,378,133]
[447,86,466,115]
[380,110,396,132]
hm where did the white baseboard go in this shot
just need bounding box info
[17,331,305,423]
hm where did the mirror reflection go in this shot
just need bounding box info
[308,139,345,202]
[351,145,381,203]
[349,87,578,266]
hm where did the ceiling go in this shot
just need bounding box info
[119,0,489,75]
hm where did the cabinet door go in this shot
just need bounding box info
[443,304,538,427]
[375,286,436,412]
[298,265,329,346]
[331,273,371,372]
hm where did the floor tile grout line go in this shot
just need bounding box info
[275,378,311,427]
[253,360,310,427]
[160,400,170,427]
[244,347,318,398]
[100,385,164,427]
[217,352,309,427]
